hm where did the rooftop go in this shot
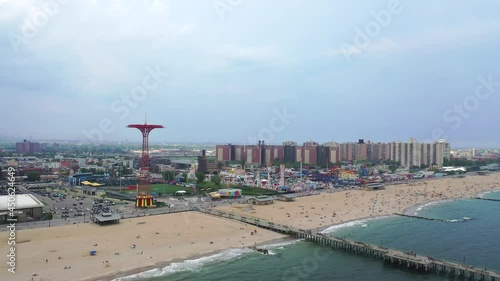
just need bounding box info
[171,160,193,165]
[250,196,273,202]
[93,212,121,223]
[0,194,45,211]
[278,193,298,198]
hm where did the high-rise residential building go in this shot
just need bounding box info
[283,142,297,163]
[355,139,368,161]
[368,142,390,162]
[390,138,450,168]
[216,144,245,162]
[215,139,451,167]
[198,150,208,173]
[324,142,340,165]
[216,144,232,162]
[245,144,262,165]
[16,140,41,154]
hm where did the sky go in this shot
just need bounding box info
[1,0,499,148]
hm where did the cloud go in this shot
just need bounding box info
[152,0,168,14]
[196,44,284,72]
[220,44,281,62]
[0,0,37,22]
[328,20,500,59]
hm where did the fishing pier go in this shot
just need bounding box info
[199,208,500,280]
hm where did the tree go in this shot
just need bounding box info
[80,168,90,173]
[388,165,398,173]
[44,212,53,221]
[273,157,284,165]
[182,173,187,183]
[211,175,221,186]
[163,170,175,181]
[409,165,420,173]
[26,171,41,182]
[195,171,206,184]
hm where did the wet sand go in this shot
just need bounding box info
[216,174,500,230]
[0,212,286,281]
[2,174,499,281]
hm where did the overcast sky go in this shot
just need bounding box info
[1,0,499,148]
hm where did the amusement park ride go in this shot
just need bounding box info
[127,119,164,208]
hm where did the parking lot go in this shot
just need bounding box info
[27,188,124,221]
[17,186,254,226]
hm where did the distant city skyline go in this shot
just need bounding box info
[0,135,498,150]
[1,1,499,148]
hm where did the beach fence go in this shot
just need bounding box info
[199,208,500,281]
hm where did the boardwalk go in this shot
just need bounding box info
[200,208,500,281]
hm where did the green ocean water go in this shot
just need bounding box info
[114,191,500,281]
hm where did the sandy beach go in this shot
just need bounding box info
[0,212,286,281]
[2,173,499,281]
[216,173,500,230]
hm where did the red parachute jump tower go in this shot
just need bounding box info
[127,120,164,208]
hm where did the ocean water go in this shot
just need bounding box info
[114,191,500,281]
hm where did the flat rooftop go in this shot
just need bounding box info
[0,194,45,211]
[93,213,121,222]
[278,194,298,198]
[171,160,193,165]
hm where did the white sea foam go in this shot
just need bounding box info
[260,239,303,249]
[478,190,500,198]
[320,216,392,234]
[448,217,473,222]
[112,248,253,281]
[416,201,440,212]
[414,199,456,215]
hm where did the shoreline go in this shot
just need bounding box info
[77,177,500,280]
[318,214,394,234]
[4,174,500,281]
[322,188,500,235]
[477,189,500,198]
[91,248,226,281]
[104,185,500,281]
[402,198,457,216]
[0,212,286,281]
[92,236,297,281]
[106,188,500,281]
